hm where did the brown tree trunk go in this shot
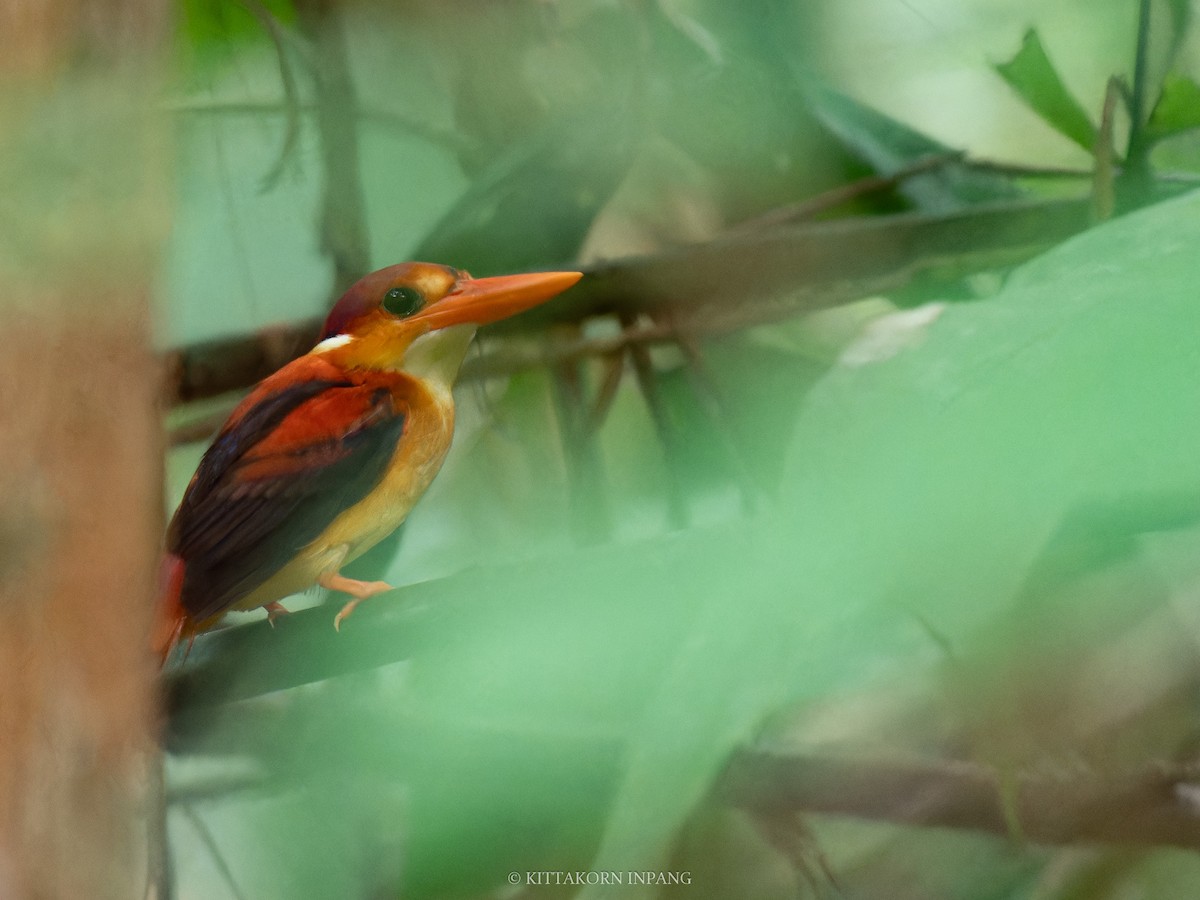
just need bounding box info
[0,2,169,897]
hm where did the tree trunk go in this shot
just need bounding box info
[0,2,169,897]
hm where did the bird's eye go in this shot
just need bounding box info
[382,286,423,318]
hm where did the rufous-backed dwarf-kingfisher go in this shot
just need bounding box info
[154,262,581,663]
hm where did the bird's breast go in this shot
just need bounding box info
[321,378,456,559]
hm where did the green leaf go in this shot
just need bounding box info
[994,29,1098,153]
[783,187,1200,631]
[595,185,1195,881]
[801,79,1020,212]
[585,191,1200,887]
[1145,74,1200,143]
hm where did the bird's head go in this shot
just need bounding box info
[315,262,581,383]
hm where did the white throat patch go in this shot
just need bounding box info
[313,333,354,353]
[403,324,477,390]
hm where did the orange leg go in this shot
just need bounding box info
[318,571,395,631]
[264,601,291,627]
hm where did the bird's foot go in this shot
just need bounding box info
[264,601,291,627]
[318,572,395,631]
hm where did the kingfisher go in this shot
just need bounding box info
[154,262,581,662]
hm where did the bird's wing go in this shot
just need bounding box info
[168,358,409,623]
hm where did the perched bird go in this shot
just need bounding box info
[154,262,581,662]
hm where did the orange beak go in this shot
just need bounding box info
[410,270,582,330]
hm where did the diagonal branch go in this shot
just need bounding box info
[719,749,1200,851]
[164,196,1097,408]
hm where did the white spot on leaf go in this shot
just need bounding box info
[838,302,947,368]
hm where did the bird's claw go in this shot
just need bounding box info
[333,599,361,632]
[318,573,395,631]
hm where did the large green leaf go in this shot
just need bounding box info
[584,189,1200,890]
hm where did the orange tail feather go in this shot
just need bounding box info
[152,553,190,665]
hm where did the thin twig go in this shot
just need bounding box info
[180,805,249,900]
[236,0,304,191]
[146,753,174,900]
[747,809,840,899]
[550,327,612,543]
[167,772,272,807]
[294,0,371,289]
[726,153,962,233]
[464,320,698,382]
[1093,77,1121,222]
[961,158,1095,179]
[588,351,626,432]
[620,311,688,529]
[165,98,477,156]
[672,326,759,513]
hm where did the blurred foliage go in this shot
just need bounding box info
[161,1,1200,898]
[993,3,1194,207]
